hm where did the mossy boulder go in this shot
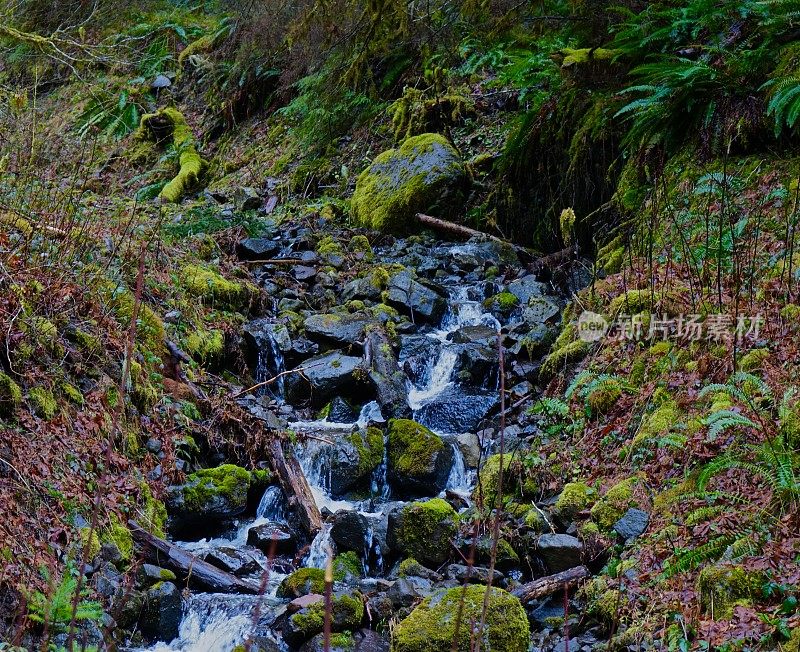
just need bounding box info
[28,387,57,420]
[631,401,680,451]
[391,585,529,652]
[352,133,466,233]
[0,372,22,417]
[284,592,364,647]
[539,339,590,381]
[697,564,762,619]
[388,498,459,567]
[329,427,385,495]
[181,265,256,310]
[387,419,453,497]
[590,477,638,530]
[184,328,225,363]
[472,454,516,509]
[553,482,595,524]
[278,567,326,599]
[165,464,251,532]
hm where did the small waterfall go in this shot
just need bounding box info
[256,486,288,523]
[445,444,475,495]
[356,400,385,426]
[255,333,286,401]
[305,523,333,569]
[408,348,457,410]
[370,431,391,502]
[362,521,384,577]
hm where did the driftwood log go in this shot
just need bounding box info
[511,565,590,603]
[268,439,322,537]
[129,520,259,594]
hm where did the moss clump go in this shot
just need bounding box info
[472,454,513,508]
[278,567,326,598]
[349,427,385,478]
[181,464,251,514]
[104,515,134,562]
[484,291,519,312]
[587,380,622,416]
[387,418,445,479]
[289,593,364,641]
[780,304,800,321]
[559,207,577,245]
[28,387,57,420]
[560,47,617,67]
[580,576,620,625]
[22,317,64,357]
[590,477,638,530]
[0,372,22,417]
[391,585,529,652]
[629,356,646,385]
[738,348,770,372]
[349,235,373,256]
[393,499,459,567]
[184,328,225,363]
[398,557,427,577]
[524,507,547,531]
[102,282,165,356]
[697,564,762,619]
[540,339,590,381]
[316,235,344,257]
[139,108,206,203]
[334,551,363,580]
[139,482,167,537]
[79,528,101,561]
[351,133,465,233]
[60,382,84,405]
[608,289,652,317]
[181,265,255,310]
[631,401,680,450]
[70,328,101,353]
[554,482,594,522]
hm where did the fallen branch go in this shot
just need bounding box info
[231,362,323,399]
[511,566,589,603]
[242,259,312,265]
[268,439,322,538]
[129,520,259,594]
[415,213,508,246]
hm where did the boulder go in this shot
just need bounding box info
[391,585,529,652]
[613,508,650,540]
[139,581,182,643]
[364,327,411,419]
[537,533,584,573]
[303,313,376,347]
[284,592,364,648]
[413,386,497,434]
[351,133,466,233]
[327,396,359,423]
[327,427,385,496]
[165,464,251,533]
[387,499,458,567]
[237,237,279,260]
[205,547,261,576]
[247,521,296,555]
[386,271,447,323]
[285,351,365,406]
[506,275,550,306]
[399,335,442,384]
[386,419,453,497]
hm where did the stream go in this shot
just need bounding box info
[133,235,583,651]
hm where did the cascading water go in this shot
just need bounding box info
[255,333,286,401]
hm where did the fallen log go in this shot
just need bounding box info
[128,520,259,594]
[268,439,322,538]
[511,565,589,603]
[415,213,508,246]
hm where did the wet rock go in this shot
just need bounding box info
[235,186,262,211]
[293,265,316,281]
[537,534,584,573]
[289,593,324,612]
[366,594,395,625]
[139,581,182,643]
[237,237,279,260]
[326,427,385,496]
[301,632,357,652]
[138,564,176,587]
[454,432,481,467]
[354,629,390,652]
[327,396,359,423]
[287,337,321,366]
[304,313,375,347]
[247,522,296,555]
[516,296,561,326]
[448,324,498,346]
[445,564,504,584]
[165,464,251,533]
[351,133,466,233]
[365,327,411,419]
[387,498,458,567]
[387,419,453,497]
[284,592,364,647]
[454,342,497,387]
[457,535,519,571]
[343,277,382,302]
[243,319,291,361]
[205,547,261,576]
[387,577,427,608]
[331,511,369,552]
[284,351,365,406]
[386,271,447,323]
[613,508,650,540]
[413,385,498,434]
[506,275,549,306]
[399,335,442,384]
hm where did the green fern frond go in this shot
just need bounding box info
[703,409,759,441]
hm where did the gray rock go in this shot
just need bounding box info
[413,385,498,434]
[235,186,262,211]
[343,277,382,302]
[139,581,182,643]
[445,564,504,584]
[293,265,316,281]
[613,508,650,540]
[237,237,279,260]
[205,547,261,576]
[284,351,365,406]
[365,327,411,419]
[247,522,296,555]
[387,578,427,608]
[138,564,176,587]
[325,428,385,496]
[387,271,447,323]
[151,74,171,89]
[448,325,498,346]
[331,511,369,553]
[454,432,481,467]
[387,421,454,498]
[537,534,584,573]
[303,312,375,347]
[506,275,549,305]
[327,396,359,423]
[399,335,442,384]
[166,467,251,532]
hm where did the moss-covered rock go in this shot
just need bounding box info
[184,328,225,363]
[104,514,134,562]
[139,482,167,538]
[278,567,326,598]
[389,498,459,567]
[181,265,256,310]
[484,291,519,312]
[608,289,652,317]
[554,482,595,523]
[349,426,385,478]
[696,564,762,619]
[738,347,770,372]
[540,339,590,381]
[580,575,621,626]
[631,401,680,450]
[387,419,453,496]
[285,592,364,647]
[28,386,57,419]
[590,477,638,530]
[586,379,622,416]
[472,454,514,508]
[166,464,251,530]
[391,584,529,652]
[0,372,22,417]
[351,133,466,233]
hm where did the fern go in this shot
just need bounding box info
[26,570,103,630]
[703,409,760,441]
[663,534,735,578]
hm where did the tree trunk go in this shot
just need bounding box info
[268,439,322,538]
[511,565,589,603]
[129,520,259,594]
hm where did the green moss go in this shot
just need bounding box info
[28,387,57,420]
[697,564,762,619]
[316,235,344,257]
[139,108,206,203]
[330,632,356,650]
[523,507,547,532]
[139,482,167,538]
[590,477,638,530]
[351,133,465,233]
[472,454,514,507]
[580,576,620,625]
[608,289,652,317]
[391,585,529,652]
[559,207,577,245]
[60,382,84,405]
[685,506,723,526]
[349,427,385,478]
[0,372,22,417]
[560,47,617,67]
[387,419,445,478]
[278,567,326,597]
[781,627,800,652]
[290,593,364,639]
[349,235,373,256]
[484,291,519,312]
[738,348,770,372]
[22,316,64,357]
[394,499,459,566]
[587,381,622,416]
[181,265,255,310]
[398,557,427,577]
[629,356,646,385]
[540,339,590,380]
[181,464,251,513]
[102,282,165,356]
[104,515,134,562]
[79,528,101,561]
[631,401,680,450]
[554,482,594,522]
[780,304,800,321]
[71,328,101,353]
[184,328,225,362]
[334,551,363,579]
